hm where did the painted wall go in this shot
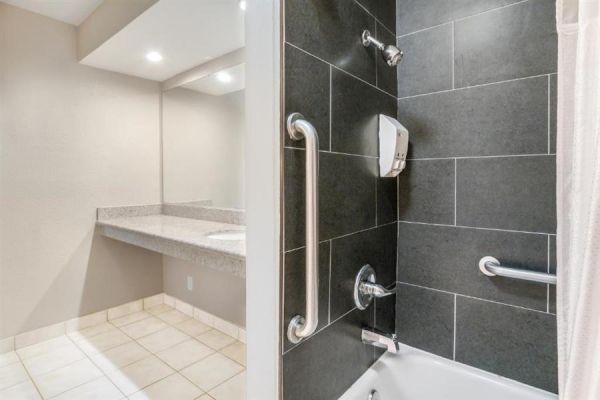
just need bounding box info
[162,88,245,208]
[395,0,558,392]
[281,0,398,399]
[0,3,163,339]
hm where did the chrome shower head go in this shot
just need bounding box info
[361,30,403,67]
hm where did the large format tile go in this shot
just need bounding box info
[0,379,41,400]
[220,342,246,367]
[397,223,549,310]
[0,362,29,391]
[175,319,211,337]
[396,0,522,35]
[22,342,85,376]
[156,339,214,370]
[209,372,245,400]
[550,73,557,153]
[282,309,375,400]
[454,0,557,87]
[549,235,556,314]
[398,23,453,97]
[395,284,454,358]
[377,176,398,225]
[75,329,131,355]
[284,150,377,249]
[356,0,395,33]
[330,224,397,320]
[137,327,189,353]
[374,21,398,96]
[456,156,556,233]
[0,352,19,368]
[374,291,396,334]
[129,373,203,400]
[284,44,330,150]
[196,330,236,351]
[181,353,243,392]
[283,242,330,351]
[398,159,455,224]
[455,296,558,392]
[398,76,549,158]
[331,69,396,157]
[109,311,151,328]
[33,358,103,399]
[107,355,174,396]
[16,336,72,361]
[88,341,151,374]
[51,376,123,400]
[285,0,377,83]
[67,322,115,342]
[119,317,168,339]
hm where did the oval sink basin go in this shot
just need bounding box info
[207,230,245,241]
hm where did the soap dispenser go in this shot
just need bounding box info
[378,114,409,177]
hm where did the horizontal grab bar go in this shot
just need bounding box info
[479,256,557,285]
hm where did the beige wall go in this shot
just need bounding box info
[162,256,245,327]
[162,88,245,208]
[0,3,163,339]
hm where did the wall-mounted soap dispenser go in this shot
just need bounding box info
[378,114,409,177]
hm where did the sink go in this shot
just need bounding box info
[207,230,245,241]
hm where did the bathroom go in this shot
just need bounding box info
[0,0,598,399]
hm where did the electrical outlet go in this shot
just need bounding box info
[186,276,194,291]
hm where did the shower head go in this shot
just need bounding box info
[361,30,403,67]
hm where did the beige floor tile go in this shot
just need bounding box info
[137,327,189,353]
[106,355,173,396]
[16,336,72,361]
[33,358,103,399]
[196,395,215,400]
[119,317,168,339]
[128,373,203,400]
[0,351,20,368]
[156,339,214,370]
[110,311,152,328]
[146,304,173,316]
[0,379,41,400]
[157,309,191,325]
[75,329,131,355]
[209,372,245,400]
[88,341,151,373]
[196,330,236,350]
[175,319,211,337]
[51,376,123,400]
[181,353,243,391]
[22,342,85,376]
[67,323,116,342]
[219,342,246,366]
[0,362,29,390]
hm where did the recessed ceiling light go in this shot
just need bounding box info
[239,0,247,10]
[146,51,163,63]
[216,71,233,83]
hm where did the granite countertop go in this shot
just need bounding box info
[96,204,246,277]
[97,214,245,259]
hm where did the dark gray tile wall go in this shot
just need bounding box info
[396,0,558,393]
[282,0,398,398]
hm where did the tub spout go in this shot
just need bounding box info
[362,329,399,353]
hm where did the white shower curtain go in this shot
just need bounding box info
[556,0,600,399]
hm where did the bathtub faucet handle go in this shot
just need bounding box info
[359,281,396,298]
[354,264,396,310]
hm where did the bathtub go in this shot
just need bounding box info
[340,344,557,400]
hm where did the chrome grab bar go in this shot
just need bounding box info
[479,256,557,285]
[286,113,319,344]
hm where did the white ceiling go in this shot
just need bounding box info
[80,0,245,82]
[2,0,102,25]
[183,63,245,96]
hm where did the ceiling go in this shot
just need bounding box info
[80,0,245,82]
[2,0,102,25]
[183,63,245,96]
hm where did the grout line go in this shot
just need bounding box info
[547,235,551,313]
[284,146,379,159]
[353,0,396,37]
[374,21,379,89]
[397,21,452,39]
[328,240,333,325]
[397,220,554,236]
[453,294,457,360]
[398,73,551,100]
[285,42,397,100]
[397,282,553,315]
[329,65,333,152]
[454,158,457,225]
[283,220,398,254]
[375,178,378,226]
[406,153,555,161]
[396,0,529,38]
[547,74,551,154]
[14,353,45,399]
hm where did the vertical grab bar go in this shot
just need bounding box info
[286,113,319,344]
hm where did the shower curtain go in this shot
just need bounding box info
[556,0,600,399]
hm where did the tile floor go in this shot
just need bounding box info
[0,304,246,400]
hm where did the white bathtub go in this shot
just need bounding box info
[340,344,557,400]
